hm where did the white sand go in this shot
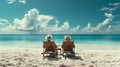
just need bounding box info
[0,45,120,67]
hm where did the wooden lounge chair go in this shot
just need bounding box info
[42,41,57,57]
[62,41,75,57]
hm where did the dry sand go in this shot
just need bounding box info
[0,45,120,67]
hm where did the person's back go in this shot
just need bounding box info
[43,34,57,52]
[62,35,75,52]
[43,41,57,52]
[62,41,75,51]
[42,34,58,57]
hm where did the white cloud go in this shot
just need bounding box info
[82,2,119,33]
[47,20,80,33]
[1,9,54,34]
[0,19,18,34]
[47,20,59,32]
[71,25,80,32]
[0,8,81,34]
[105,13,113,18]
[46,20,70,32]
[0,19,11,29]
[0,19,9,23]
[6,0,26,4]
[101,7,117,13]
[6,0,16,4]
[82,13,113,33]
[59,21,69,31]
[19,0,26,4]
[82,23,95,32]
[110,21,120,33]
[109,2,120,6]
[13,8,54,32]
[101,2,120,13]
[37,15,54,29]
[106,25,111,32]
[95,13,113,30]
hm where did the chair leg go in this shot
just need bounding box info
[43,54,44,57]
[65,53,67,59]
[62,52,64,57]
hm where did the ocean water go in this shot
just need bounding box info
[0,34,120,46]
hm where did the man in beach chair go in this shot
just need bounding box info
[62,35,75,57]
[42,34,58,57]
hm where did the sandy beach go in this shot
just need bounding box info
[0,45,120,67]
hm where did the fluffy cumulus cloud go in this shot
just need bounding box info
[101,6,117,13]
[109,2,120,6]
[0,8,80,34]
[71,25,80,32]
[13,8,54,32]
[82,13,113,33]
[106,25,111,32]
[95,13,113,31]
[46,20,70,33]
[0,19,10,29]
[82,2,120,33]
[12,8,81,33]
[46,20,59,32]
[6,0,16,4]
[82,23,94,32]
[59,21,70,31]
[0,19,17,34]
[98,2,120,33]
[6,0,26,4]
[19,0,26,4]
[1,2,120,34]
[101,2,120,13]
[110,21,120,33]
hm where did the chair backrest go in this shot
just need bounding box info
[43,41,56,52]
[62,41,75,51]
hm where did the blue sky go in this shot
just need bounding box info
[0,0,120,34]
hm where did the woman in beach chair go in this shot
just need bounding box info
[42,34,57,57]
[61,35,75,57]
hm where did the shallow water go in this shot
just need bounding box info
[0,34,120,46]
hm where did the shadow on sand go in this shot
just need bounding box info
[64,55,83,60]
[42,56,61,61]
[42,55,82,61]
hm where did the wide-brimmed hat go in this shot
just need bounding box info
[64,35,71,41]
[45,34,52,40]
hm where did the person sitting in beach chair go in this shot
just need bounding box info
[61,35,75,57]
[42,34,57,57]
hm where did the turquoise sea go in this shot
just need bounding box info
[0,34,120,46]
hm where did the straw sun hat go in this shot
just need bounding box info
[45,34,52,40]
[64,35,71,41]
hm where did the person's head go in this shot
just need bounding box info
[64,35,71,41]
[45,34,52,41]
